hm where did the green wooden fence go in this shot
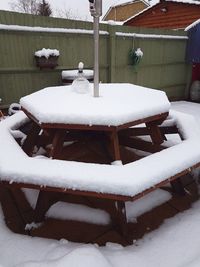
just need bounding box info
[0,10,190,107]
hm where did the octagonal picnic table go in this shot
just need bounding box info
[20,83,170,162]
[2,84,200,243]
[15,83,171,241]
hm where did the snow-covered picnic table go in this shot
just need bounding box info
[20,83,170,126]
[20,83,170,161]
[1,83,200,242]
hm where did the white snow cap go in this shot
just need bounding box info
[185,18,200,31]
[34,48,60,59]
[135,48,143,57]
[78,62,84,70]
[20,83,170,127]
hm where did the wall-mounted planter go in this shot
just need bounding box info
[35,55,59,69]
[34,48,60,69]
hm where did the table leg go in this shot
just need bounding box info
[22,122,41,156]
[49,129,66,159]
[107,130,121,163]
[34,191,60,223]
[146,121,164,145]
[106,200,130,242]
[170,178,186,195]
[83,197,130,243]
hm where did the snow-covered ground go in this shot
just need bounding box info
[1,101,200,267]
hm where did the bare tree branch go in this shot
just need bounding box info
[9,0,52,16]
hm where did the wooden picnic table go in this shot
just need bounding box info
[20,83,170,162]
[16,83,173,241]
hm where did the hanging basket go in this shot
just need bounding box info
[130,48,143,66]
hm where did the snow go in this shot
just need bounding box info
[126,189,171,222]
[171,101,200,125]
[167,0,200,5]
[35,48,60,59]
[135,48,143,57]
[185,18,200,31]
[20,83,170,126]
[1,95,200,198]
[46,202,111,225]
[116,32,188,40]
[62,69,94,80]
[0,108,199,198]
[8,103,21,116]
[0,24,109,36]
[0,101,200,266]
[1,196,200,266]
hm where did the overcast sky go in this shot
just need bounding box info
[0,0,129,20]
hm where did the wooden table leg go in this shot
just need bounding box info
[146,121,164,145]
[49,129,66,159]
[170,178,186,195]
[84,197,130,243]
[34,191,60,223]
[107,200,130,242]
[22,122,41,156]
[107,130,121,163]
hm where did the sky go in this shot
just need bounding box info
[0,0,133,20]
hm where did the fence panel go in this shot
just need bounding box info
[0,10,189,106]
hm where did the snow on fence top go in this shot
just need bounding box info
[0,24,109,35]
[0,109,200,198]
[116,32,188,40]
[0,23,187,40]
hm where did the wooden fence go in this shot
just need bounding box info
[0,10,190,107]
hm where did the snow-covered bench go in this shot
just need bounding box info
[0,111,200,240]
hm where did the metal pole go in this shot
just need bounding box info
[93,15,100,97]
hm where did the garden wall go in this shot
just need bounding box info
[0,10,190,107]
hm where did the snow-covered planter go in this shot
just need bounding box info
[130,48,143,66]
[34,48,60,69]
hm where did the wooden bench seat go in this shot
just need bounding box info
[1,111,200,242]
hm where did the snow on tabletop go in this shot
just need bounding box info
[116,31,188,40]
[35,48,59,59]
[0,110,200,198]
[62,69,94,79]
[20,83,170,126]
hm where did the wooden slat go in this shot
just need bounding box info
[22,108,169,132]
[119,136,166,153]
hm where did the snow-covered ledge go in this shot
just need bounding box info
[0,111,200,198]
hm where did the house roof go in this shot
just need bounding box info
[185,18,200,31]
[124,0,200,28]
[103,0,150,21]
